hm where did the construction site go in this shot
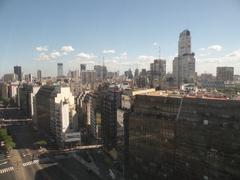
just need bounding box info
[128,91,240,180]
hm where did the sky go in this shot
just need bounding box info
[0,0,240,77]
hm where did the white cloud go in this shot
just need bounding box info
[207,45,223,52]
[199,45,223,52]
[36,46,48,52]
[37,51,62,61]
[50,51,61,59]
[77,52,96,60]
[153,42,158,46]
[226,49,240,58]
[61,46,74,54]
[36,45,75,61]
[138,55,155,61]
[37,53,50,61]
[102,49,116,54]
[196,48,240,74]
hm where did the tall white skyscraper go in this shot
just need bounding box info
[57,63,63,77]
[173,29,195,87]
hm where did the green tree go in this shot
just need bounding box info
[0,128,15,152]
[34,140,47,149]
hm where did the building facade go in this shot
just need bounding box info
[173,30,195,87]
[14,66,22,81]
[217,67,234,82]
[128,92,240,180]
[101,89,121,149]
[37,70,42,81]
[57,63,64,77]
[36,85,80,147]
[150,59,166,87]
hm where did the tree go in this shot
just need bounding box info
[34,140,47,149]
[0,128,15,152]
[2,97,10,106]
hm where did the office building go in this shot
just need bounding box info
[37,70,42,80]
[81,70,96,84]
[128,91,240,180]
[217,67,234,81]
[101,89,121,149]
[94,65,107,80]
[24,73,33,83]
[14,66,22,81]
[150,59,166,87]
[57,63,63,77]
[80,64,86,72]
[0,82,9,98]
[36,85,80,147]
[172,30,195,87]
[18,84,40,118]
[3,73,18,83]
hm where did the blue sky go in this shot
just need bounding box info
[0,0,240,77]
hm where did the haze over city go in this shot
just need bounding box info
[0,0,240,77]
[1,1,240,180]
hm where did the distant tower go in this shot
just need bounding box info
[37,70,42,80]
[14,66,22,81]
[57,63,63,77]
[173,29,195,87]
[80,64,86,72]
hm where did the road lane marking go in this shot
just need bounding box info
[0,166,14,174]
[22,159,39,167]
[0,161,7,166]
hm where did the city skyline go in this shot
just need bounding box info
[0,0,240,77]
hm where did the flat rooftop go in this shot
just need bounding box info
[139,90,231,101]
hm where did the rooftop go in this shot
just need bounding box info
[139,90,233,101]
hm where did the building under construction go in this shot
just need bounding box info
[128,91,240,180]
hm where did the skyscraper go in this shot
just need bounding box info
[37,70,42,80]
[94,65,107,80]
[173,30,195,87]
[57,63,63,77]
[14,66,22,81]
[80,64,86,72]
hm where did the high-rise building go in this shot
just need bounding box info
[101,89,121,149]
[67,70,79,79]
[3,73,18,83]
[14,66,22,81]
[81,70,96,84]
[37,70,42,80]
[128,91,240,180]
[150,59,166,87]
[57,63,63,77]
[24,74,33,83]
[80,64,86,72]
[94,65,107,80]
[124,69,133,79]
[172,30,195,87]
[90,92,103,139]
[216,67,234,81]
[18,84,40,118]
[134,68,139,78]
[36,85,80,147]
[0,82,8,98]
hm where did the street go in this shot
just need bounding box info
[0,109,102,180]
